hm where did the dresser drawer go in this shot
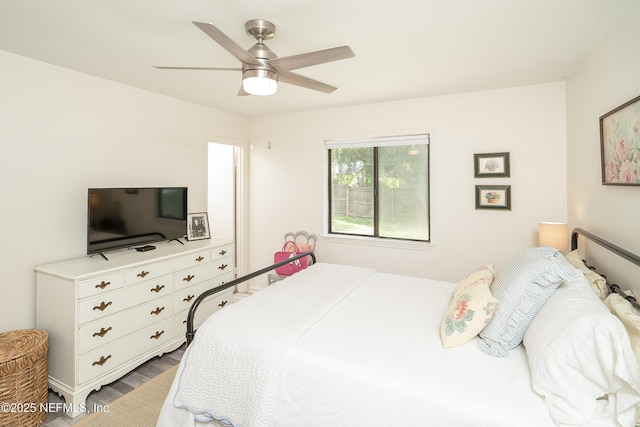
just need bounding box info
[173,287,234,338]
[78,295,173,354]
[78,274,124,299]
[78,317,173,384]
[211,244,233,261]
[174,257,233,289]
[78,275,172,324]
[174,272,234,313]
[125,250,211,286]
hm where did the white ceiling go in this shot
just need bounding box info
[0,0,635,117]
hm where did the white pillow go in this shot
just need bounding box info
[478,247,576,357]
[604,290,640,426]
[564,250,609,299]
[524,278,640,426]
[605,290,640,358]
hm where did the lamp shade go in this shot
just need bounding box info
[242,69,277,96]
[538,222,569,251]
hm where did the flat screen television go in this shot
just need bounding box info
[88,187,187,255]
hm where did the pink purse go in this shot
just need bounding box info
[274,241,309,276]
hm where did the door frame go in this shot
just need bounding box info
[207,139,249,292]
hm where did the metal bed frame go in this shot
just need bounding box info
[571,227,640,311]
[185,251,316,346]
[184,227,640,346]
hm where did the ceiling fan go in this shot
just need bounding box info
[154,19,355,96]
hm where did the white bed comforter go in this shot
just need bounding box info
[158,263,557,427]
[163,263,376,426]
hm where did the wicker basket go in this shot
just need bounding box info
[0,329,48,427]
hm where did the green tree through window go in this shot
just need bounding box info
[328,135,429,241]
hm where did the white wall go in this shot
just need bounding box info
[0,50,248,331]
[248,82,567,288]
[566,2,640,288]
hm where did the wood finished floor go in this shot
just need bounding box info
[42,344,185,426]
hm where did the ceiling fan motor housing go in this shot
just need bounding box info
[242,68,277,82]
[245,19,278,65]
[247,42,277,61]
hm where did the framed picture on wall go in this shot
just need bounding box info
[187,212,211,240]
[600,94,640,186]
[475,185,511,210]
[474,152,510,178]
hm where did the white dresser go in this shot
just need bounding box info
[35,239,234,417]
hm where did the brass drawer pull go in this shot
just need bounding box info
[95,281,111,289]
[196,256,204,262]
[218,264,228,271]
[150,284,165,293]
[183,274,195,283]
[150,306,165,316]
[93,301,112,311]
[183,294,194,303]
[137,270,149,278]
[92,327,112,338]
[92,355,111,366]
[219,249,227,256]
[218,300,228,308]
[150,330,164,340]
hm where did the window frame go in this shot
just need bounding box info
[325,134,431,245]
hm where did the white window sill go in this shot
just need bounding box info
[321,234,434,251]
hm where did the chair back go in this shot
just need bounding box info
[283,231,317,252]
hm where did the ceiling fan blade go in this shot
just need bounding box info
[278,71,337,94]
[153,66,241,71]
[268,46,354,72]
[192,21,262,66]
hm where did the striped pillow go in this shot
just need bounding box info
[477,247,576,357]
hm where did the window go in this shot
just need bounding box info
[327,135,430,242]
[158,188,187,220]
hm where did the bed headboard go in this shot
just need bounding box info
[571,227,640,311]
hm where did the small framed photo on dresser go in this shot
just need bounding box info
[187,212,210,240]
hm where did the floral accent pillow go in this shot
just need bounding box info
[450,265,494,299]
[440,267,497,348]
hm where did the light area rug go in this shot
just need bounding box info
[76,365,178,427]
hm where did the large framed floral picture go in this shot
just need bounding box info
[600,94,640,186]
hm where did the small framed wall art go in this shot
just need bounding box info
[475,185,511,210]
[474,152,510,178]
[600,94,640,186]
[187,212,211,240]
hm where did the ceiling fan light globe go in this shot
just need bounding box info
[243,77,277,96]
[242,69,278,96]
